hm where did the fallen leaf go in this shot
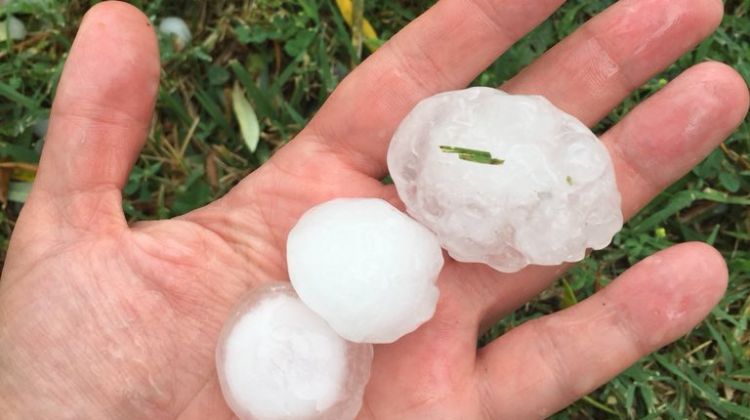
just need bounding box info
[335,0,380,52]
[231,82,261,153]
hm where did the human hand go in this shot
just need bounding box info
[1,1,747,418]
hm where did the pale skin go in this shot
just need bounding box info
[0,0,748,418]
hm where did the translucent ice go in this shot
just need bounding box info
[387,87,623,273]
[216,283,372,420]
[287,198,444,343]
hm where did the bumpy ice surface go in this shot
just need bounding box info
[387,87,623,272]
[287,198,444,343]
[216,283,373,420]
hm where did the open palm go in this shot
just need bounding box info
[1,1,748,419]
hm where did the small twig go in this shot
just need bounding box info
[720,143,750,170]
[351,0,365,60]
[178,116,201,160]
[0,162,37,172]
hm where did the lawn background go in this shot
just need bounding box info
[1,0,749,418]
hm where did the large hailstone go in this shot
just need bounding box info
[287,198,444,344]
[216,283,373,420]
[387,87,623,273]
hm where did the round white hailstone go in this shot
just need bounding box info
[32,117,48,153]
[0,16,27,41]
[387,87,623,273]
[158,17,191,50]
[287,198,444,344]
[32,117,49,138]
[216,282,373,420]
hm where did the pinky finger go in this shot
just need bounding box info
[475,242,727,419]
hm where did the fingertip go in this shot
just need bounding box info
[82,0,157,41]
[606,59,748,210]
[85,1,145,14]
[696,0,725,34]
[85,1,158,55]
[638,242,727,298]
[83,1,155,31]
[691,61,750,125]
[615,242,727,348]
[72,0,160,95]
[677,241,728,298]
[53,0,160,122]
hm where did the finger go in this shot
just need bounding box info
[27,1,159,229]
[475,242,728,419]
[469,62,749,330]
[297,0,565,176]
[606,62,750,217]
[503,0,724,126]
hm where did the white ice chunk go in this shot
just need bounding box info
[387,87,623,272]
[216,283,372,420]
[287,198,444,343]
[159,16,191,50]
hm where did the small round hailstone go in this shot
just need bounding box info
[216,283,373,420]
[33,117,49,138]
[1,16,27,41]
[158,17,191,50]
[387,87,623,273]
[287,198,444,344]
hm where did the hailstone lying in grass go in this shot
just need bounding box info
[216,283,372,420]
[33,117,48,138]
[158,16,191,50]
[0,16,27,41]
[287,198,444,344]
[387,87,623,273]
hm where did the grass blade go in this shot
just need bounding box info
[0,81,37,110]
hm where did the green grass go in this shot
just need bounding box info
[1,0,749,418]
